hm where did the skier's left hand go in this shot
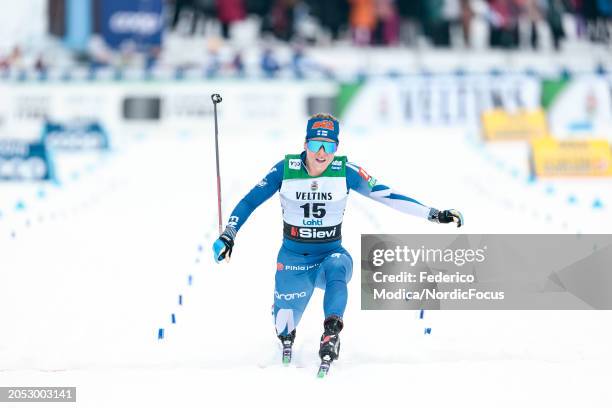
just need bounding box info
[431,209,464,228]
[439,209,463,227]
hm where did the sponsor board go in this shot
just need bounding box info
[0,81,337,137]
[343,75,541,128]
[530,138,612,178]
[41,120,110,150]
[545,75,612,140]
[481,109,549,141]
[0,139,54,181]
[101,0,164,49]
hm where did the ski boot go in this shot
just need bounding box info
[278,329,296,365]
[317,315,343,377]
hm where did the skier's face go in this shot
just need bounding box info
[304,137,337,176]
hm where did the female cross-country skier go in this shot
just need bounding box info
[213,113,463,374]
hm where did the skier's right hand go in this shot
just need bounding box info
[212,227,235,263]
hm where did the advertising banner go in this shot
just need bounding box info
[530,138,612,178]
[481,109,548,141]
[343,75,541,129]
[0,139,54,181]
[41,120,110,150]
[544,75,612,140]
[0,81,337,140]
[100,0,164,49]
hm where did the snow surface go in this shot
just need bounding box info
[1,123,611,407]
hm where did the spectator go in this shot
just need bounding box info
[349,0,377,46]
[216,0,246,39]
[0,47,22,70]
[396,0,425,46]
[520,0,542,49]
[307,0,349,41]
[87,35,114,68]
[0,53,8,70]
[206,49,222,76]
[270,0,298,41]
[291,44,306,78]
[422,0,451,47]
[230,51,245,76]
[171,0,215,35]
[373,0,401,45]
[487,0,521,48]
[460,0,474,46]
[145,46,161,70]
[582,0,611,43]
[544,0,567,50]
[245,0,274,36]
[261,48,281,77]
[519,0,565,50]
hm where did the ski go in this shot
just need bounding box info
[282,344,292,365]
[278,329,296,366]
[316,357,332,378]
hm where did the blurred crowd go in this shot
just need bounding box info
[170,0,612,49]
[0,0,610,75]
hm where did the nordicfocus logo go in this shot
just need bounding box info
[288,159,301,170]
[275,290,307,301]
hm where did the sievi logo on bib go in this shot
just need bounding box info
[287,224,340,241]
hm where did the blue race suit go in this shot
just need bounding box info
[225,151,434,335]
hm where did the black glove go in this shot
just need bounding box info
[429,208,464,228]
[212,226,236,263]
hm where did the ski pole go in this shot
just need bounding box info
[211,93,223,235]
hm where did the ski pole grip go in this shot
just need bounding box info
[211,94,222,104]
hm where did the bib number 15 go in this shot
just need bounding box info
[300,203,326,218]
